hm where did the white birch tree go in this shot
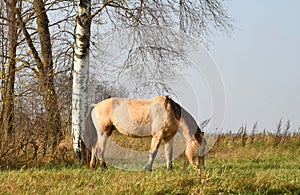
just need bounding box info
[72,0,92,158]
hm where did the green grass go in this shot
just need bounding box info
[1,134,300,194]
[1,144,300,195]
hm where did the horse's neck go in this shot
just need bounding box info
[178,118,194,145]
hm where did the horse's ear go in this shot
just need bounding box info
[200,118,211,129]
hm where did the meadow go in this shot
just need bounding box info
[0,131,300,194]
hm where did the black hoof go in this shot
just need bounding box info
[167,164,173,170]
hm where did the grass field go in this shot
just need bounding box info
[1,135,300,194]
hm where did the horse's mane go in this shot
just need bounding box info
[164,96,181,119]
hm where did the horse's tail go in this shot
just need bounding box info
[165,96,181,120]
[83,105,98,168]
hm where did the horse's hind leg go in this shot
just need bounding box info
[165,137,174,170]
[90,147,97,169]
[96,133,108,171]
[145,133,163,171]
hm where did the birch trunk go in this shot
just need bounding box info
[72,0,91,159]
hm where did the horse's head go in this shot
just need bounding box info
[185,130,206,169]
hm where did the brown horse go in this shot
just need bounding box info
[83,96,205,171]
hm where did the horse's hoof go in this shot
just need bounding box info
[167,166,173,171]
[101,162,108,171]
[167,163,173,170]
[145,166,152,171]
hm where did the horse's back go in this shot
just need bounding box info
[93,96,179,138]
[110,97,166,137]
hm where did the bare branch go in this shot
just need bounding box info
[16,8,43,76]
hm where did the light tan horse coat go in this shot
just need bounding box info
[83,96,204,171]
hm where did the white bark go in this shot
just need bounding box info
[72,0,91,158]
[72,55,89,156]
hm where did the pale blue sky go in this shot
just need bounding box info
[210,0,300,132]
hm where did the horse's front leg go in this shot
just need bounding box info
[185,141,200,170]
[198,137,206,169]
[164,137,174,170]
[145,133,163,171]
[198,155,205,169]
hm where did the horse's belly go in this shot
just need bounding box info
[114,123,152,138]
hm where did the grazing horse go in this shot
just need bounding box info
[83,96,205,171]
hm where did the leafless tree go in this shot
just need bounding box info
[1,0,75,160]
[0,0,18,150]
[16,0,62,150]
